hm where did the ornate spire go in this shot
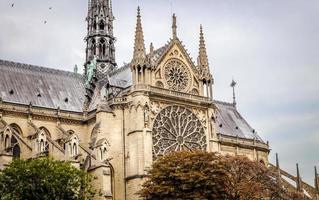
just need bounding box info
[85,0,116,81]
[198,25,209,68]
[132,6,146,66]
[172,14,177,39]
[197,25,211,81]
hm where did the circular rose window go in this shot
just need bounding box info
[164,59,190,91]
[152,106,206,158]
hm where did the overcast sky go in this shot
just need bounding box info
[0,0,318,185]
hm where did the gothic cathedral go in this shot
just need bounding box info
[0,1,269,199]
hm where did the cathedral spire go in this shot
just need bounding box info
[172,14,177,39]
[132,6,146,66]
[85,0,116,81]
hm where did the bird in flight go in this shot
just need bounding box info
[11,3,14,7]
[49,7,52,10]
[44,20,47,24]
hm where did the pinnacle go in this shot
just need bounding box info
[132,6,146,66]
[198,24,210,80]
[172,14,177,39]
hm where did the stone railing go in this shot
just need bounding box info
[132,85,212,103]
[217,134,269,150]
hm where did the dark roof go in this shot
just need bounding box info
[0,59,85,112]
[0,58,265,142]
[214,100,263,141]
[109,45,168,88]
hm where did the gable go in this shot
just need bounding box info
[152,41,200,95]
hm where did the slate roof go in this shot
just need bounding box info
[0,59,86,112]
[214,100,263,141]
[0,58,264,142]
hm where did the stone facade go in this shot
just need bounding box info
[0,1,270,200]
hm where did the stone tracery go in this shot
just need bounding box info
[164,59,190,91]
[152,106,206,157]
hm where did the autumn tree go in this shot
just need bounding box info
[138,151,229,199]
[0,157,96,200]
[139,151,304,200]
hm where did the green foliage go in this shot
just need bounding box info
[0,157,96,200]
[139,151,305,200]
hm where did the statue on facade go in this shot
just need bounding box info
[86,56,97,86]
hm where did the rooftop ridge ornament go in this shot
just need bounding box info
[172,13,177,39]
[230,79,237,107]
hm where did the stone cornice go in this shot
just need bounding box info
[216,134,270,152]
[0,101,96,124]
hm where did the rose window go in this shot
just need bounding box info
[164,59,190,91]
[152,106,206,158]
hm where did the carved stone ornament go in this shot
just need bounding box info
[164,59,190,91]
[152,106,206,158]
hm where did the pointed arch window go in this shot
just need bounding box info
[11,136,20,159]
[99,39,106,57]
[66,134,79,158]
[4,134,10,150]
[99,20,105,31]
[93,20,97,31]
[91,39,96,55]
[72,143,78,156]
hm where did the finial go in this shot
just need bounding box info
[73,64,78,74]
[132,6,146,66]
[275,153,280,169]
[230,79,237,107]
[172,13,177,39]
[296,163,302,192]
[137,6,141,16]
[315,166,319,192]
[150,42,154,54]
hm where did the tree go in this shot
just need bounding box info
[0,157,96,200]
[138,151,229,199]
[139,151,305,200]
[221,155,285,200]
